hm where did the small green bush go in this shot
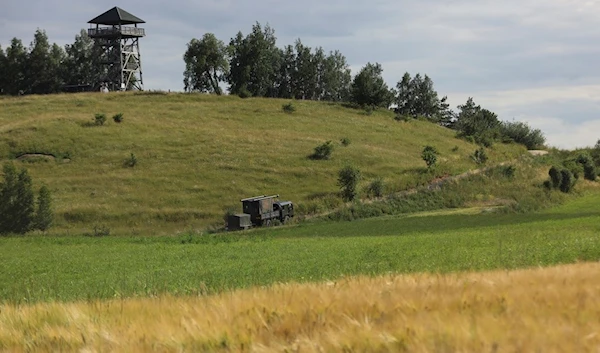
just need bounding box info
[311,141,335,160]
[559,169,575,193]
[502,165,516,179]
[499,121,545,150]
[549,166,562,189]
[282,103,296,114]
[338,165,361,202]
[238,87,252,99]
[421,146,438,169]
[34,186,53,231]
[340,137,351,147]
[94,113,107,126]
[125,153,138,168]
[394,114,411,122]
[583,163,597,181]
[472,147,488,165]
[366,178,385,198]
[112,113,124,123]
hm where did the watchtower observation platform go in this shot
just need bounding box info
[87,6,145,91]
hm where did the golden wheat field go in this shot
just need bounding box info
[1,262,600,352]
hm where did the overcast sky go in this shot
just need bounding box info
[2,0,599,149]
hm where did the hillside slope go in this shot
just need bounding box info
[0,92,524,234]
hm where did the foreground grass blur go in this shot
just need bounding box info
[1,262,599,352]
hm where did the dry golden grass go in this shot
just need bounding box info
[2,262,600,352]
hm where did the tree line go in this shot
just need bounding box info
[1,25,545,149]
[0,29,100,95]
[184,23,545,149]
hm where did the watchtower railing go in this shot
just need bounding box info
[88,27,145,38]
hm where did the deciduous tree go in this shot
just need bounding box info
[350,62,393,108]
[183,33,229,94]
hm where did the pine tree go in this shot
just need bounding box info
[0,164,34,234]
[0,163,18,233]
[35,186,53,231]
[13,169,34,234]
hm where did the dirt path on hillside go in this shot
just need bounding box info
[303,160,517,221]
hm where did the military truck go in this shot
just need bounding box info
[227,195,294,231]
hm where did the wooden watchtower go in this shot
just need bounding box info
[88,7,145,91]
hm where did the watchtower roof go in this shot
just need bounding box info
[88,7,145,25]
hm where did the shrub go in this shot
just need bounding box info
[451,146,459,152]
[421,145,438,169]
[583,163,597,181]
[340,137,351,147]
[366,178,385,198]
[502,165,516,179]
[576,153,597,181]
[559,169,575,193]
[238,87,252,99]
[394,114,411,122]
[94,113,107,126]
[338,165,361,202]
[112,113,124,123]
[34,186,53,231]
[311,141,335,160]
[548,166,562,189]
[125,153,138,168]
[472,147,488,165]
[499,121,545,150]
[282,103,296,114]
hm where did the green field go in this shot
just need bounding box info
[0,92,525,234]
[1,191,598,304]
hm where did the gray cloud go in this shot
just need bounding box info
[2,0,600,148]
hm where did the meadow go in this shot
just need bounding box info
[0,92,524,234]
[1,191,598,304]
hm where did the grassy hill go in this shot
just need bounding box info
[0,92,525,235]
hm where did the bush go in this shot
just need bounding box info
[310,141,335,160]
[338,165,361,202]
[583,163,597,181]
[472,147,488,165]
[112,113,124,123]
[238,87,252,99]
[367,177,385,198]
[421,146,438,169]
[340,137,351,147]
[394,114,411,122]
[576,153,597,181]
[34,186,53,232]
[499,121,545,150]
[94,113,107,126]
[559,169,575,193]
[548,166,562,189]
[282,103,296,114]
[125,153,138,168]
[502,165,516,179]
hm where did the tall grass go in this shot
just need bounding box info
[1,262,599,352]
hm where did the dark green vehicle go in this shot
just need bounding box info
[227,195,294,231]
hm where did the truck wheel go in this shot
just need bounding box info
[265,220,272,227]
[283,216,290,224]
